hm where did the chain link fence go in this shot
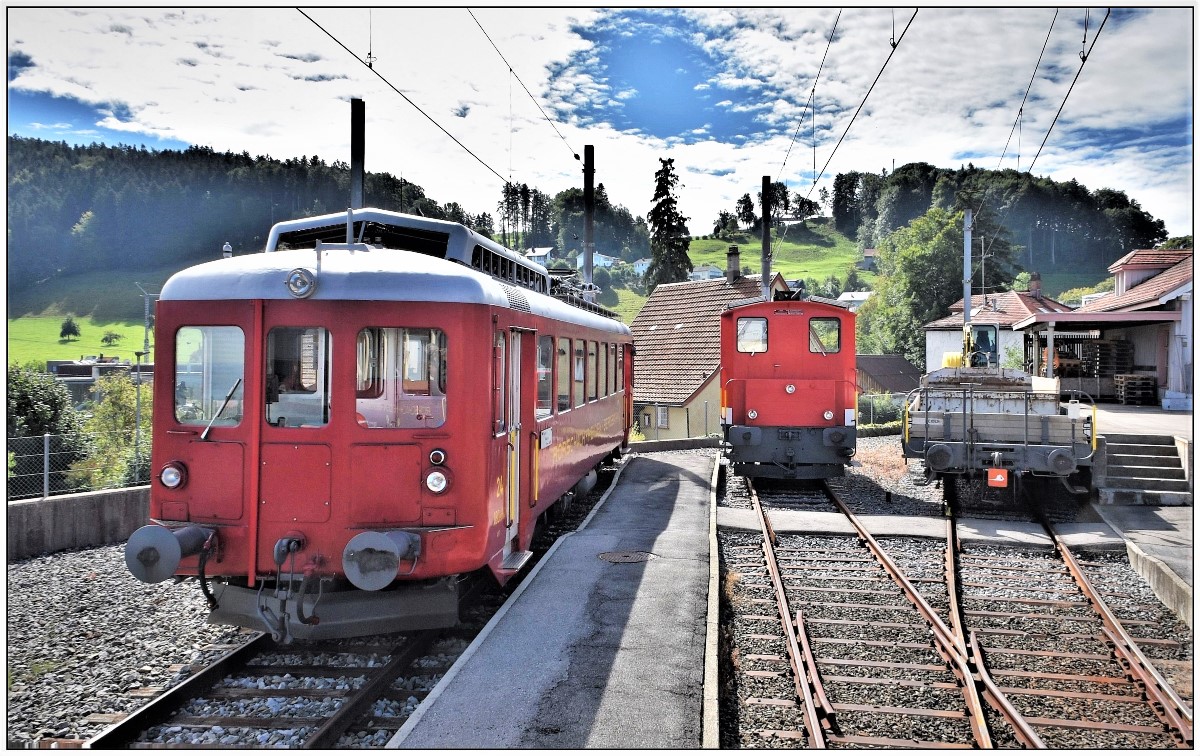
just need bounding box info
[7,431,151,501]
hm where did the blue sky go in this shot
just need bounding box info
[6,7,1194,238]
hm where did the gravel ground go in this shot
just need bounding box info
[6,545,245,746]
[6,455,629,748]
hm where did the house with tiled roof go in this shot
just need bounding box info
[1013,249,1193,409]
[630,250,789,440]
[923,287,1073,370]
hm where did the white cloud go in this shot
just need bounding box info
[5,7,1192,239]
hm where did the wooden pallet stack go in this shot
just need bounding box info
[1081,340,1134,378]
[1115,373,1157,405]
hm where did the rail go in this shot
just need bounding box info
[1047,523,1193,746]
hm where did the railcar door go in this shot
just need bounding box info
[503,330,523,563]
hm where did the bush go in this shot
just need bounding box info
[858,394,903,425]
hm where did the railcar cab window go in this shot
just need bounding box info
[266,327,331,427]
[809,318,841,354]
[737,317,768,353]
[355,328,447,429]
[175,326,245,426]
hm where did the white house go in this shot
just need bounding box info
[525,247,553,266]
[575,251,619,269]
[687,264,724,281]
[836,291,873,312]
[633,258,652,276]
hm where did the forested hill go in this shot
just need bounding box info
[831,162,1168,276]
[6,136,495,288]
[7,136,654,291]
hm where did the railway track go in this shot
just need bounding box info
[79,461,620,749]
[720,471,1193,749]
[950,514,1193,748]
[83,629,461,748]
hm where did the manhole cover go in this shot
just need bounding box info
[598,551,655,563]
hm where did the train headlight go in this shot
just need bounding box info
[823,410,834,421]
[160,462,188,489]
[425,469,450,494]
[285,267,317,298]
[747,409,758,420]
[429,449,447,466]
[785,384,796,394]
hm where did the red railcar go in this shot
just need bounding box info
[720,293,856,479]
[125,209,633,641]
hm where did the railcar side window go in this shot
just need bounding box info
[574,340,586,408]
[354,328,447,429]
[617,346,624,392]
[587,341,599,401]
[493,332,506,434]
[266,327,332,427]
[556,337,571,412]
[737,318,768,353]
[536,336,553,420]
[809,318,841,354]
[175,326,245,426]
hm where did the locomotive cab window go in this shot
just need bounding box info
[809,318,841,354]
[737,317,768,353]
[266,327,331,427]
[175,326,245,426]
[355,328,447,429]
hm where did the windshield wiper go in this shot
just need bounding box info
[201,378,243,441]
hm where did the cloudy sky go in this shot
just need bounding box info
[7,7,1195,239]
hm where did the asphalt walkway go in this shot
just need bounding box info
[391,451,716,749]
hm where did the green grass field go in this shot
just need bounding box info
[688,219,874,286]
[7,315,152,368]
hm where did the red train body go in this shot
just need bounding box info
[125,209,632,641]
[719,294,857,479]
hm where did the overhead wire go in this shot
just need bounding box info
[967,8,1059,279]
[806,8,917,201]
[298,8,509,185]
[1028,7,1109,173]
[778,10,841,178]
[468,9,581,162]
[976,8,1111,276]
[772,8,915,261]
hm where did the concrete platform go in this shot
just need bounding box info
[390,451,716,749]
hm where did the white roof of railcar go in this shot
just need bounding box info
[160,246,629,335]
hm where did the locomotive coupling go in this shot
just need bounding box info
[342,530,422,591]
[125,524,215,583]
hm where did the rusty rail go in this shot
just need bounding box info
[1049,525,1193,747]
[748,484,827,748]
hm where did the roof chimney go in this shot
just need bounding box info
[726,245,740,283]
[1029,271,1042,300]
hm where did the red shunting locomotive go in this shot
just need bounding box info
[720,293,857,479]
[125,209,633,642]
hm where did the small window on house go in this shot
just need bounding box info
[656,406,670,429]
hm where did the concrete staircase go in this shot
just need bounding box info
[1097,433,1192,506]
